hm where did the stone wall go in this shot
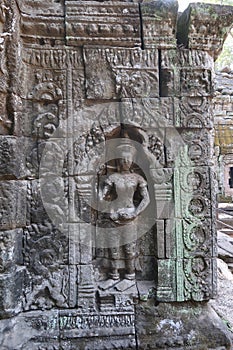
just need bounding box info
[214,69,233,199]
[0,1,233,349]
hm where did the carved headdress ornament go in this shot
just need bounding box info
[116,137,137,155]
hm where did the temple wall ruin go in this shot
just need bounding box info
[214,70,233,199]
[0,1,233,349]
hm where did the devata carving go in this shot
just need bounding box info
[0,0,232,349]
[98,138,150,291]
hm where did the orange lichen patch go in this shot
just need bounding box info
[215,124,233,147]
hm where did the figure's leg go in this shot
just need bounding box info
[124,241,136,280]
[113,242,137,292]
[108,247,120,280]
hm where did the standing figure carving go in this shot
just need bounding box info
[99,138,150,291]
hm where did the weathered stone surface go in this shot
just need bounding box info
[66,1,141,47]
[218,231,233,265]
[160,49,214,98]
[0,268,25,319]
[0,310,60,349]
[0,181,27,230]
[19,0,65,43]
[214,71,233,199]
[210,258,233,336]
[84,48,159,99]
[0,136,33,179]
[0,229,23,273]
[0,229,24,318]
[177,3,233,59]
[141,0,179,49]
[0,0,232,349]
[136,301,232,350]
[0,94,10,135]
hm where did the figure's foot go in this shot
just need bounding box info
[99,278,120,291]
[109,272,120,280]
[125,273,136,280]
[114,278,135,292]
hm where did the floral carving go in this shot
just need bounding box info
[183,257,211,301]
[183,221,209,255]
[115,70,158,98]
[148,135,163,160]
[23,223,69,310]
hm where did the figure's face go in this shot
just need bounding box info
[118,149,135,171]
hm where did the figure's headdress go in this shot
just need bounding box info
[115,137,137,155]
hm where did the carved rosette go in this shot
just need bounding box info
[177,97,213,129]
[183,221,211,257]
[173,162,216,301]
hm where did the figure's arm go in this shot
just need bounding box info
[100,178,113,201]
[135,181,150,216]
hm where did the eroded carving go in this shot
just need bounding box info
[23,223,69,310]
[0,0,227,348]
[84,48,159,99]
[97,136,150,292]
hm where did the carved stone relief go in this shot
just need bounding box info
[141,0,178,49]
[176,96,213,129]
[177,3,233,59]
[66,2,141,47]
[84,48,159,99]
[23,223,69,311]
[0,181,27,230]
[0,0,232,349]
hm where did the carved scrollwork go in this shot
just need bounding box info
[27,79,63,138]
[188,196,207,217]
[180,96,210,114]
[188,143,203,162]
[178,96,213,129]
[183,221,209,254]
[186,113,204,128]
[179,130,212,167]
[179,167,209,194]
[183,257,211,301]
[32,112,59,138]
[23,224,69,310]
[26,142,45,177]
[186,171,202,190]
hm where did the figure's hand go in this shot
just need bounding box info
[110,210,137,223]
[110,212,119,222]
[103,192,111,201]
[118,211,136,221]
